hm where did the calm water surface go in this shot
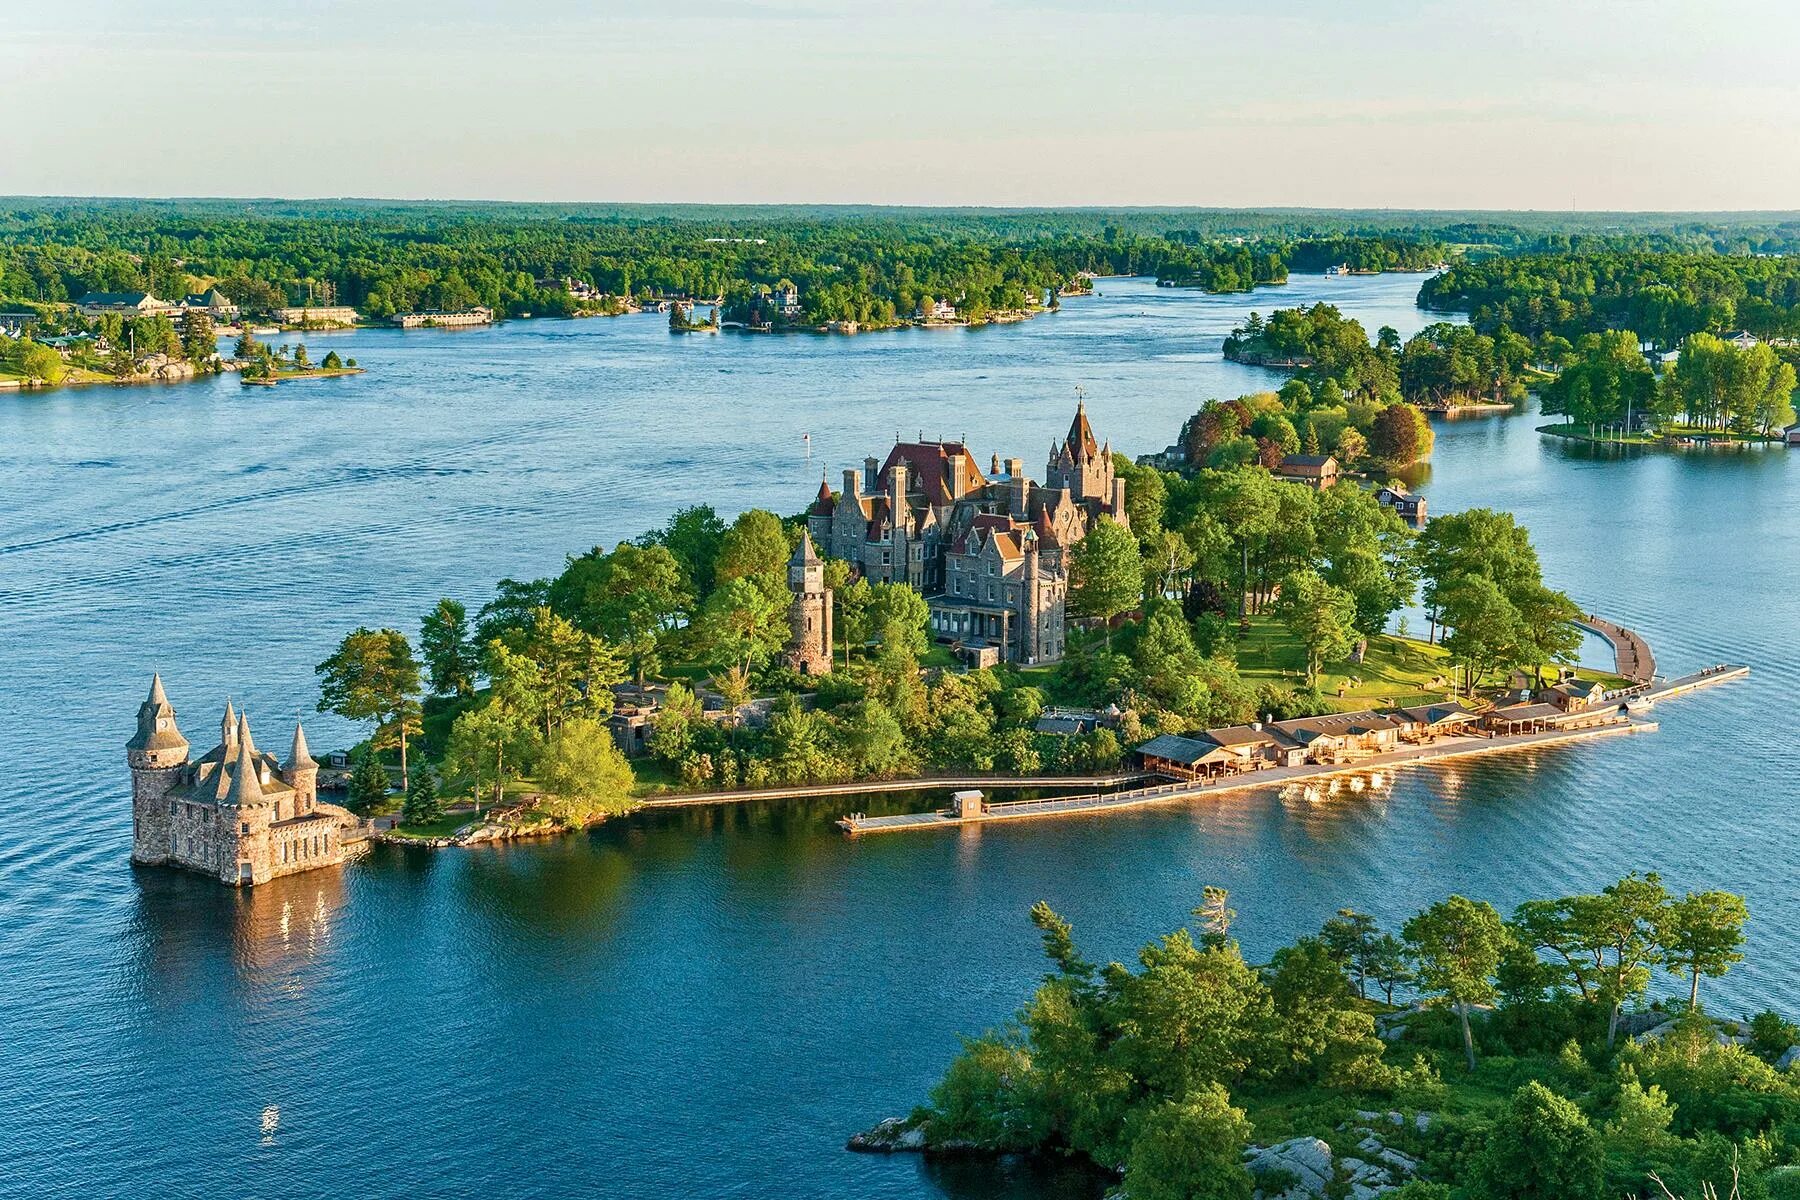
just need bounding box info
[1,275,1793,1198]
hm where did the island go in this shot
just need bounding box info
[847,873,1789,1200]
[122,395,1739,864]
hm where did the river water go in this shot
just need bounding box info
[0,275,1793,1198]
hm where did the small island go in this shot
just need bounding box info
[238,333,363,385]
[849,874,1787,1200]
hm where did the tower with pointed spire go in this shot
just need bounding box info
[126,675,365,885]
[1046,399,1118,510]
[784,529,834,675]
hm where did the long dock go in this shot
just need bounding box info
[838,663,1748,837]
[639,771,1149,809]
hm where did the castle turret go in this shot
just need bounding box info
[285,721,320,813]
[128,674,191,865]
[784,529,833,675]
[224,726,266,808]
[220,698,237,757]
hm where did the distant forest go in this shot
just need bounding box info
[4,199,1799,329]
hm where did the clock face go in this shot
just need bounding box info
[157,718,169,731]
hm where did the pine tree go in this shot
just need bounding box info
[348,748,392,810]
[403,765,443,826]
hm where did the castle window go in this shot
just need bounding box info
[169,800,177,815]
[241,822,250,834]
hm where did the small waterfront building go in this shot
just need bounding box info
[1785,422,1800,447]
[1720,330,1759,350]
[1483,702,1563,735]
[1393,700,1480,738]
[78,291,177,319]
[1136,734,1241,779]
[181,289,240,320]
[1375,483,1426,527]
[1274,454,1341,491]
[1269,710,1405,762]
[274,305,360,328]
[128,676,366,886]
[1544,678,1608,711]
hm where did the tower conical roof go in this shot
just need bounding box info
[1066,401,1099,460]
[221,698,237,749]
[224,732,265,807]
[236,711,256,759]
[789,527,820,567]
[127,672,188,753]
[285,721,318,772]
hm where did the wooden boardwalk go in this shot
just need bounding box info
[1578,614,1656,682]
[639,771,1150,809]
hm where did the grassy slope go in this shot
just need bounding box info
[1235,616,1627,711]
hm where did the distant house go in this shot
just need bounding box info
[1785,421,1800,447]
[1274,454,1340,490]
[77,291,176,319]
[181,289,240,320]
[274,305,359,328]
[1375,483,1426,527]
[0,311,38,338]
[929,299,958,321]
[774,283,801,317]
[1719,330,1759,350]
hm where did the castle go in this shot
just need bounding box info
[803,402,1126,665]
[127,675,365,886]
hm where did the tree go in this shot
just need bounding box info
[1403,895,1510,1070]
[444,702,540,809]
[1438,575,1523,694]
[1321,908,1380,1000]
[868,581,930,656]
[536,717,637,825]
[1121,1088,1254,1200]
[1468,1081,1606,1200]
[181,312,216,365]
[1587,872,1671,1047]
[648,504,727,597]
[700,576,787,676]
[714,508,790,596]
[1367,933,1411,1005]
[321,349,343,369]
[316,627,423,791]
[1194,886,1236,950]
[551,541,691,684]
[1069,517,1141,646]
[515,607,627,737]
[1271,568,1357,686]
[1369,403,1425,465]
[348,748,391,809]
[419,598,477,697]
[10,339,65,384]
[403,765,443,826]
[836,574,873,667]
[1661,890,1748,1009]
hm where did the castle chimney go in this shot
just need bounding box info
[949,451,965,497]
[1005,456,1023,479]
[864,455,879,493]
[843,467,861,499]
[990,453,1001,475]
[888,462,908,527]
[1112,477,1128,523]
[1011,473,1030,518]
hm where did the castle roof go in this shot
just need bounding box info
[1064,401,1100,460]
[809,477,835,516]
[127,673,189,753]
[286,721,318,772]
[879,441,986,507]
[224,734,266,807]
[789,527,821,567]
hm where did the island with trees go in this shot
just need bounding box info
[306,395,1621,846]
[850,875,1786,1200]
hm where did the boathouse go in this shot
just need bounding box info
[1483,702,1563,734]
[1137,734,1243,779]
[1273,454,1340,491]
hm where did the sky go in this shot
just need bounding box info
[5,0,1798,210]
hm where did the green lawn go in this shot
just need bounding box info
[389,807,479,839]
[1235,617,1626,711]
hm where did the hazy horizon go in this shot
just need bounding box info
[8,1,1800,209]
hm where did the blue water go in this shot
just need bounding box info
[0,275,1792,1198]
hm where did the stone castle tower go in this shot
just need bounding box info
[784,529,833,675]
[127,675,362,886]
[1046,399,1125,521]
[128,674,192,864]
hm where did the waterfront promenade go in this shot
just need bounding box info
[838,664,1748,836]
[1578,614,1656,682]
